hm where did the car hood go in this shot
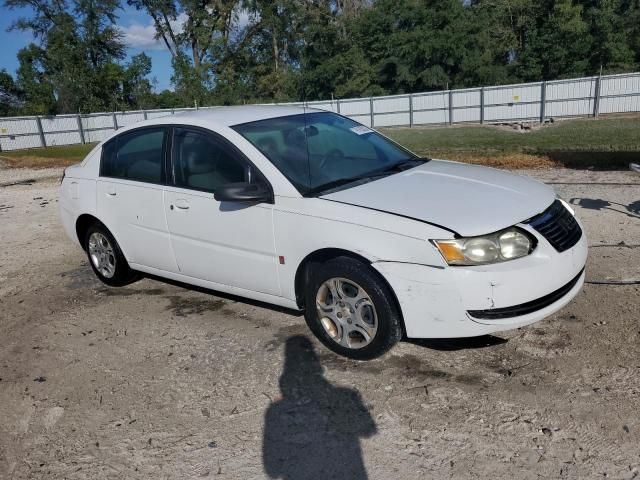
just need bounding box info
[321,160,556,237]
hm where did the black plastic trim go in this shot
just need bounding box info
[467,268,584,320]
[525,200,582,252]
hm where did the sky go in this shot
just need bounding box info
[0,4,176,91]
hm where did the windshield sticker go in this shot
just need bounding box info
[350,125,374,135]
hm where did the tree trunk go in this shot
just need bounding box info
[161,12,180,56]
[192,38,201,67]
[151,13,176,57]
[272,29,279,71]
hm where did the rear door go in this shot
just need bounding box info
[97,127,178,272]
[163,126,280,295]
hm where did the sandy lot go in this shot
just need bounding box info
[1,165,639,479]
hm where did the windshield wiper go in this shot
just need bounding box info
[304,158,428,197]
[386,157,428,172]
[304,174,384,197]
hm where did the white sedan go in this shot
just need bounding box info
[60,106,587,359]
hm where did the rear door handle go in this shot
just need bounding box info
[106,185,117,196]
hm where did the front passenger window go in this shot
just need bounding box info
[173,129,247,193]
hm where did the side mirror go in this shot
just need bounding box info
[214,182,273,203]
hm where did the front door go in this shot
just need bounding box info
[164,126,280,296]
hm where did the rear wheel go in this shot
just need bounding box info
[303,256,403,360]
[84,223,138,287]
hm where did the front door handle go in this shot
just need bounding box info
[174,199,190,210]
[106,185,117,196]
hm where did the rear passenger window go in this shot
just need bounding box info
[172,128,248,193]
[101,128,166,184]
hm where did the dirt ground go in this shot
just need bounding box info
[1,165,639,479]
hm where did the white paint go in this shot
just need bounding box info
[60,106,587,341]
[324,160,556,237]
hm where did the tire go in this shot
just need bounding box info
[303,256,403,360]
[84,222,138,287]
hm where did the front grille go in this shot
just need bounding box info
[467,268,584,320]
[525,200,582,252]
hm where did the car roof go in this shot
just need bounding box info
[168,105,320,127]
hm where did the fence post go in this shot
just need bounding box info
[369,97,374,127]
[593,74,602,117]
[112,113,118,130]
[35,116,46,148]
[76,114,85,144]
[409,94,414,127]
[448,90,453,125]
[143,110,148,120]
[480,87,485,124]
[336,99,341,114]
[539,81,547,123]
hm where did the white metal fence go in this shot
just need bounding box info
[1,72,639,152]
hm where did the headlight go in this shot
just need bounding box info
[433,227,536,266]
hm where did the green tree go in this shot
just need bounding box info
[171,51,211,107]
[127,0,180,56]
[5,0,133,113]
[122,53,157,109]
[15,44,57,115]
[0,70,23,116]
[582,0,636,74]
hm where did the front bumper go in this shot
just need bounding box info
[373,222,588,338]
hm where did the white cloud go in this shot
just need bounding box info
[120,13,187,51]
[119,10,256,51]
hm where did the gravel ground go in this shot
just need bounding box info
[0,165,639,479]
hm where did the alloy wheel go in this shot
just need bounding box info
[315,277,378,349]
[88,232,116,279]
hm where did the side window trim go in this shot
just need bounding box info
[167,124,273,199]
[99,126,169,186]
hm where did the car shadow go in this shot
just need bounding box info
[405,335,507,351]
[263,335,376,480]
[569,197,640,218]
[125,274,510,352]
[139,272,304,317]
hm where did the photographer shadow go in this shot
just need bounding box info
[263,336,376,480]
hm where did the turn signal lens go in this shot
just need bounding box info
[434,241,465,263]
[433,227,535,266]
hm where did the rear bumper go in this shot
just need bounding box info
[60,201,80,247]
[373,222,588,338]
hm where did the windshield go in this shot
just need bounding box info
[232,112,420,196]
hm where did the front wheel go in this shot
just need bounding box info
[303,257,403,360]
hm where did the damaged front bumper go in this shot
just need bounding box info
[372,224,588,339]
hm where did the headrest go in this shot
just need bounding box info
[182,140,216,174]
